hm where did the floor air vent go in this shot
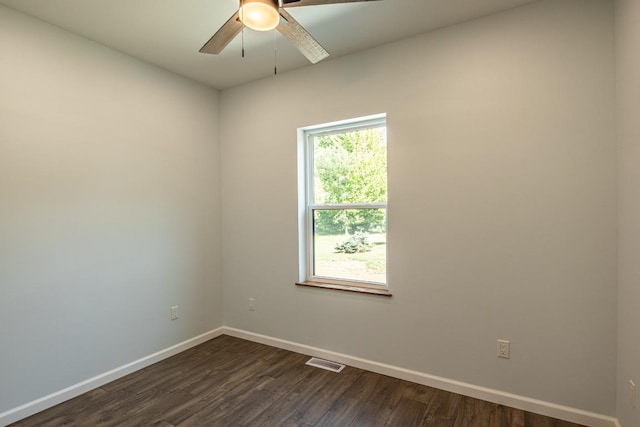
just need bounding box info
[305,357,345,373]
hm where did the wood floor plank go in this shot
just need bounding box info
[10,335,587,427]
[253,369,336,426]
[453,396,492,427]
[421,388,464,425]
[384,396,429,426]
[315,368,396,427]
[487,403,525,427]
[287,367,362,425]
[507,408,526,427]
[348,375,407,427]
[314,396,362,427]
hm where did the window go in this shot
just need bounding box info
[298,114,389,294]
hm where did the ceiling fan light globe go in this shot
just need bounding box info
[239,0,279,32]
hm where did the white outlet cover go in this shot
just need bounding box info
[497,340,510,359]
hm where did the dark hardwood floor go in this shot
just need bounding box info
[11,335,585,427]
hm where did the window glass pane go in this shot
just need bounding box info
[313,209,386,284]
[312,127,387,205]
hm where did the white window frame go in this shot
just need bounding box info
[298,114,388,290]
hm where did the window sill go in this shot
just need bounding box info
[296,281,392,297]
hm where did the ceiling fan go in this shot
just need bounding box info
[200,0,381,64]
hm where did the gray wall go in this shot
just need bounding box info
[616,0,640,425]
[0,6,223,413]
[220,0,617,415]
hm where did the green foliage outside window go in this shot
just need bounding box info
[334,232,372,254]
[313,127,387,235]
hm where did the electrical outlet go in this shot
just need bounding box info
[170,306,178,320]
[249,298,255,311]
[497,340,510,359]
[630,380,636,408]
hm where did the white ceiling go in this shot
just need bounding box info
[0,0,539,90]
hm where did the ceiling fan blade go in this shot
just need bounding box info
[277,9,329,64]
[199,11,243,54]
[283,0,381,7]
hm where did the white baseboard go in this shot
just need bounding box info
[222,327,619,427]
[0,327,224,427]
[2,326,620,427]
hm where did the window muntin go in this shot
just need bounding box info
[303,115,387,288]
